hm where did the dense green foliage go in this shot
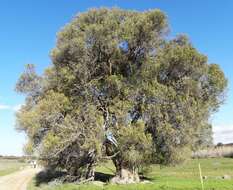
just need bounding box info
[16,8,227,182]
[28,158,233,190]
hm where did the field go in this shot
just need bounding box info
[28,158,233,190]
[0,158,26,176]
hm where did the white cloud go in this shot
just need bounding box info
[12,104,22,112]
[0,104,22,112]
[213,124,233,144]
[0,104,11,110]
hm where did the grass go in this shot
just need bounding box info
[0,158,26,176]
[28,158,233,190]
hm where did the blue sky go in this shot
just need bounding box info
[0,0,232,155]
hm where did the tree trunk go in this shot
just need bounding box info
[111,162,140,184]
[85,163,95,180]
[105,141,140,183]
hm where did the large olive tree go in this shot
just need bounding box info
[16,8,227,183]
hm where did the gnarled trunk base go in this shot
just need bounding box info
[111,168,140,184]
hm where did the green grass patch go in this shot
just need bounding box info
[28,158,233,190]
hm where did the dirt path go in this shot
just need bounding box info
[0,167,40,190]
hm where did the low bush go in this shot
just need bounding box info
[192,146,233,158]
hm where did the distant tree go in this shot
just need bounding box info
[217,142,224,147]
[16,8,227,183]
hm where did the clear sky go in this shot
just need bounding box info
[0,0,232,156]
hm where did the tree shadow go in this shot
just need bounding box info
[139,175,154,181]
[94,172,153,183]
[94,172,114,182]
[34,170,114,186]
[34,170,152,185]
[34,169,67,186]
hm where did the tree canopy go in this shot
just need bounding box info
[16,8,227,183]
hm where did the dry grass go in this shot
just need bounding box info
[0,159,26,176]
[193,146,233,158]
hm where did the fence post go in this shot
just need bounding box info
[199,163,204,190]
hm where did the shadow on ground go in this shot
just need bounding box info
[35,170,67,186]
[34,170,152,186]
[34,170,114,186]
[94,172,114,182]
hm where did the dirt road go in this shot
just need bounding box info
[0,167,40,190]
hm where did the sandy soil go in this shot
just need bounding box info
[0,167,40,190]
